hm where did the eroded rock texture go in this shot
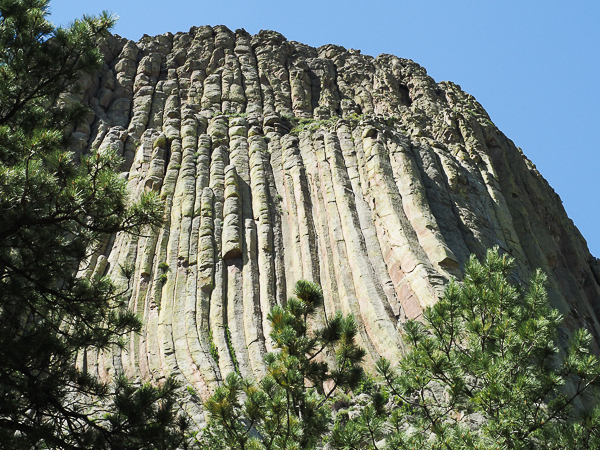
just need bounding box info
[72,26,600,427]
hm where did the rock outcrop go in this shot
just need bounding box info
[72,26,600,428]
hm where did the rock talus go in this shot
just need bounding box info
[74,27,600,427]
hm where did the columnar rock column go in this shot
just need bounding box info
[75,26,600,428]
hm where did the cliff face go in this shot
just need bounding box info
[72,26,600,427]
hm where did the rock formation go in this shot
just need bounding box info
[71,26,600,428]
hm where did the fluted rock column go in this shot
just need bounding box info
[77,26,600,429]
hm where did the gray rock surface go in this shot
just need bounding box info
[75,26,600,427]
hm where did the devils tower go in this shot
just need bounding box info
[70,25,600,427]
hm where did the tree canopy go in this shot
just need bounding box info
[200,280,366,449]
[333,248,600,449]
[204,249,600,449]
[0,1,187,448]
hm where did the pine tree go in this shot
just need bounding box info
[200,280,366,449]
[332,247,600,449]
[0,1,187,448]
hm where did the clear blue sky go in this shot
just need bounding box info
[50,0,600,257]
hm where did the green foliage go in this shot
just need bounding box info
[353,372,378,396]
[186,385,198,397]
[345,112,363,128]
[98,376,189,449]
[0,1,186,448]
[289,116,341,135]
[158,261,170,285]
[224,324,240,374]
[333,247,600,449]
[199,280,366,449]
[225,111,249,118]
[330,390,388,449]
[208,329,219,363]
[210,110,249,119]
